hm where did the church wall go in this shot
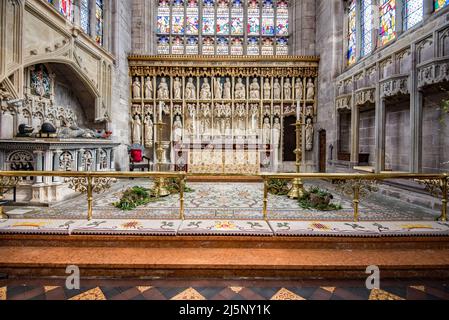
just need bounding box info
[358,108,375,167]
[422,91,449,173]
[54,82,88,128]
[385,103,411,172]
[109,0,133,170]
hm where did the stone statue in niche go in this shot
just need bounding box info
[284,79,292,100]
[214,78,223,99]
[132,114,142,144]
[263,79,271,100]
[262,117,271,145]
[305,117,314,151]
[132,77,141,99]
[250,79,260,100]
[173,77,182,99]
[273,79,281,100]
[158,78,169,99]
[223,78,232,99]
[200,79,212,100]
[144,77,153,99]
[295,78,303,100]
[235,78,245,99]
[273,117,281,146]
[185,77,196,100]
[173,115,183,142]
[307,78,315,100]
[144,114,153,147]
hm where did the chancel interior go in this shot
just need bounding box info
[0,0,449,300]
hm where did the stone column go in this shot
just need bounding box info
[72,0,81,27]
[395,0,404,36]
[43,150,53,184]
[375,98,386,173]
[78,148,85,171]
[33,150,44,184]
[53,149,62,183]
[423,0,434,20]
[96,148,101,171]
[410,42,422,173]
[350,101,360,167]
[89,0,96,39]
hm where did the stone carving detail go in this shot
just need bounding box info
[235,78,246,99]
[284,79,292,100]
[306,78,315,100]
[59,152,73,171]
[250,79,260,100]
[295,78,303,100]
[81,150,93,171]
[185,77,196,100]
[144,114,153,147]
[132,77,141,99]
[273,79,281,99]
[158,78,170,99]
[263,79,271,100]
[305,117,314,151]
[380,76,409,98]
[336,95,351,111]
[144,77,153,99]
[200,79,212,100]
[214,78,223,99]
[8,151,34,171]
[354,88,375,106]
[131,114,142,144]
[418,59,449,89]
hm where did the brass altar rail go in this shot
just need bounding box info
[0,171,447,222]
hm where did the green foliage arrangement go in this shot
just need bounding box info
[113,186,161,211]
[165,178,195,194]
[267,178,290,196]
[298,186,343,211]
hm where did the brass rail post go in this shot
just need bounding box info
[179,175,186,220]
[353,185,360,222]
[87,176,93,221]
[263,177,268,221]
[441,174,448,222]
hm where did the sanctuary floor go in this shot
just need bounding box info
[4,180,439,221]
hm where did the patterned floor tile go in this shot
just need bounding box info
[369,289,405,300]
[271,288,306,300]
[171,288,206,300]
[69,287,106,300]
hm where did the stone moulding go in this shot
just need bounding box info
[380,75,409,98]
[354,88,376,106]
[336,95,352,111]
[417,57,449,89]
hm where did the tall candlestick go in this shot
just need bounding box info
[296,100,300,121]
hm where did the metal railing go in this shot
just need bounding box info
[0,171,447,222]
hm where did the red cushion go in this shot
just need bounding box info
[130,149,143,163]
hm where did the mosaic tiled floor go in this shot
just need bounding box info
[1,279,448,300]
[3,180,439,221]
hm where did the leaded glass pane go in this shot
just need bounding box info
[361,0,373,57]
[216,0,230,35]
[261,0,275,36]
[276,37,288,55]
[276,0,289,36]
[95,0,104,46]
[435,0,449,11]
[172,0,185,35]
[231,0,244,35]
[186,0,199,35]
[347,0,357,65]
[379,0,396,46]
[157,0,171,34]
[186,36,199,54]
[247,37,260,55]
[405,0,423,30]
[231,37,243,55]
[217,36,229,55]
[261,37,274,55]
[80,0,90,34]
[202,0,215,35]
[59,0,72,21]
[157,36,170,54]
[202,36,215,55]
[248,0,260,36]
[171,36,185,54]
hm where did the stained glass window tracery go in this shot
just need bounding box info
[379,0,396,46]
[95,0,104,46]
[347,0,357,65]
[156,0,289,55]
[80,0,90,34]
[405,0,423,30]
[361,0,373,57]
[435,0,449,11]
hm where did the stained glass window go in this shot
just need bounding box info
[59,0,72,21]
[262,0,275,36]
[248,0,260,36]
[379,0,396,46]
[435,0,449,11]
[347,0,357,65]
[231,0,244,35]
[156,0,289,55]
[276,0,289,36]
[95,0,104,46]
[172,0,185,35]
[216,0,230,35]
[80,0,90,34]
[202,0,215,35]
[361,0,373,57]
[157,0,171,34]
[186,0,199,35]
[405,0,423,30]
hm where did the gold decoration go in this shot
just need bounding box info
[334,179,379,222]
[417,176,448,221]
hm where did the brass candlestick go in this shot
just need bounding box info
[151,120,170,197]
[287,118,305,199]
